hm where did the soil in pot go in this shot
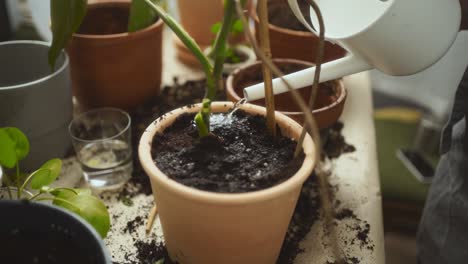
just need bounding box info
[267,0,312,32]
[77,4,131,35]
[151,110,304,193]
[231,61,340,114]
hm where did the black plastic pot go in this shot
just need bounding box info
[0,200,111,264]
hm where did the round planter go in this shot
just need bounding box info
[67,1,164,110]
[252,0,346,63]
[0,40,72,171]
[139,102,316,264]
[226,59,347,129]
[0,200,111,264]
[204,45,257,74]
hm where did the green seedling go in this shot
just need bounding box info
[209,18,245,63]
[0,127,110,238]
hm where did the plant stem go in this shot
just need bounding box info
[16,162,20,197]
[29,192,44,201]
[257,0,276,137]
[36,196,81,211]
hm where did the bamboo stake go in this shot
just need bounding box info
[235,1,344,263]
[146,204,158,234]
[257,0,276,137]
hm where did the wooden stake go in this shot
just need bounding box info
[146,204,158,234]
[257,0,276,137]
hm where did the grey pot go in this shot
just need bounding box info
[0,41,72,171]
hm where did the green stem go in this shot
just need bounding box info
[143,0,214,88]
[36,196,81,211]
[16,162,20,197]
[210,0,236,100]
[29,192,44,201]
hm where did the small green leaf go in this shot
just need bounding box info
[154,259,165,264]
[55,193,110,238]
[232,19,244,34]
[0,129,17,168]
[128,0,161,32]
[48,0,87,70]
[3,127,29,161]
[30,159,62,189]
[210,22,222,34]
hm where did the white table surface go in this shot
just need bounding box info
[58,27,385,264]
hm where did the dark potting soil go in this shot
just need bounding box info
[268,0,313,32]
[151,110,303,193]
[323,122,356,159]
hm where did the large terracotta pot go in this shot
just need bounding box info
[226,59,347,129]
[67,1,164,110]
[252,0,346,63]
[139,102,316,264]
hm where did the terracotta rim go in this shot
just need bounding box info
[72,1,164,40]
[139,102,316,205]
[251,5,314,37]
[0,41,69,91]
[226,58,347,118]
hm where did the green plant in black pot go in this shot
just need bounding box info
[0,127,110,238]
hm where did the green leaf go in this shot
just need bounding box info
[210,22,222,34]
[3,127,29,161]
[154,259,165,264]
[0,129,17,168]
[232,19,244,34]
[48,0,87,70]
[54,193,110,238]
[29,159,62,189]
[128,0,161,32]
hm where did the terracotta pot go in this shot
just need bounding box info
[175,0,252,67]
[204,45,257,74]
[252,0,346,63]
[67,1,164,110]
[139,102,316,264]
[226,59,347,129]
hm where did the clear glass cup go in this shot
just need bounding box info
[69,108,132,190]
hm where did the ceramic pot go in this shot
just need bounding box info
[139,102,316,264]
[226,59,347,129]
[67,1,164,110]
[252,0,346,63]
[0,41,72,171]
[0,200,111,263]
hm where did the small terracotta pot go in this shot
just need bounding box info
[226,59,347,129]
[139,102,316,264]
[67,1,164,110]
[252,0,346,63]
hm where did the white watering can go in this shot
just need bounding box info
[244,0,463,101]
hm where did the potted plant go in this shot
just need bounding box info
[0,40,72,171]
[174,0,252,67]
[0,201,112,264]
[48,0,165,110]
[0,126,111,238]
[135,0,322,263]
[251,0,346,63]
[226,58,347,129]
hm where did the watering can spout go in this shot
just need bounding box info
[243,55,371,102]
